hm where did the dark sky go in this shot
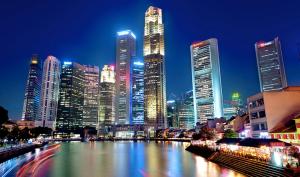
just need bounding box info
[1,0,300,118]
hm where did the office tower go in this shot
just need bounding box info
[83,65,100,128]
[255,37,287,92]
[132,61,144,125]
[56,62,85,133]
[115,30,136,124]
[167,100,178,128]
[99,65,116,125]
[36,56,60,129]
[144,6,167,129]
[178,90,194,129]
[191,38,223,124]
[22,54,42,121]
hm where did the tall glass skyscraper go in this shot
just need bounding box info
[36,56,60,129]
[191,38,223,124]
[99,65,116,125]
[56,62,85,133]
[178,90,194,129]
[131,61,144,125]
[116,30,136,125]
[144,6,167,129]
[255,37,287,92]
[83,65,100,128]
[22,54,42,121]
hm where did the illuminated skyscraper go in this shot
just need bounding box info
[116,30,136,124]
[191,38,223,124]
[83,65,100,128]
[255,37,287,92]
[144,6,167,129]
[178,90,194,129]
[132,61,144,124]
[22,54,42,121]
[36,56,60,129]
[56,62,85,133]
[99,65,116,125]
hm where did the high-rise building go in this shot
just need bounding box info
[83,65,100,128]
[178,90,194,129]
[115,30,136,125]
[255,37,287,92]
[99,65,116,125]
[22,54,42,121]
[144,6,167,129]
[167,100,178,128]
[132,61,144,125]
[36,56,60,129]
[56,62,85,133]
[191,38,223,124]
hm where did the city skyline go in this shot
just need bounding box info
[1,1,300,118]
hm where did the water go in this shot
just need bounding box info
[1,141,245,177]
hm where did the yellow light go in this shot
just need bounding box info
[31,60,38,64]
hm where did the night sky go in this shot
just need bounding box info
[1,0,300,119]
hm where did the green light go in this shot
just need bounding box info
[232,92,240,101]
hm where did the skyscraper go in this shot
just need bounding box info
[56,62,85,133]
[115,30,136,125]
[99,65,115,125]
[144,6,167,129]
[178,90,194,129]
[83,65,100,128]
[255,37,287,92]
[36,56,60,129]
[22,54,42,121]
[191,38,223,124]
[132,61,144,125]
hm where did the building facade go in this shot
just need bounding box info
[36,56,60,129]
[83,65,100,128]
[190,39,223,124]
[99,65,116,125]
[115,30,136,125]
[22,54,42,121]
[178,90,194,129]
[255,37,287,92]
[56,62,85,133]
[144,6,167,129]
[131,61,144,125]
[248,87,300,138]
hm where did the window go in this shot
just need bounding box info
[259,111,266,118]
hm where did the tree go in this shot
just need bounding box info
[19,127,31,140]
[0,127,9,140]
[0,106,9,125]
[192,127,217,141]
[223,129,238,138]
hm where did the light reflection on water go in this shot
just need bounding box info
[4,142,245,177]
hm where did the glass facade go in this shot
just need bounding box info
[83,65,100,128]
[255,37,287,92]
[116,30,136,125]
[56,62,85,133]
[144,6,167,129]
[178,90,194,129]
[131,61,144,125]
[99,65,115,125]
[191,39,223,124]
[22,54,42,121]
[36,56,60,129]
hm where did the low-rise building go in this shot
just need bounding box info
[270,113,300,145]
[248,87,300,138]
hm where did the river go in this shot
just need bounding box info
[0,141,245,177]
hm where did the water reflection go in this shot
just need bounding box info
[4,142,245,177]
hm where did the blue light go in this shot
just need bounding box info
[64,61,72,65]
[133,61,144,66]
[117,30,136,39]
